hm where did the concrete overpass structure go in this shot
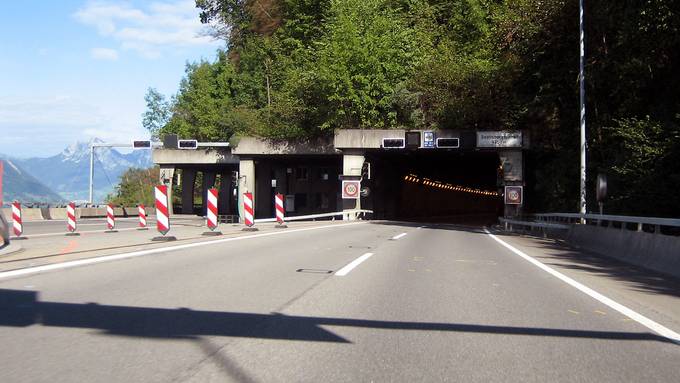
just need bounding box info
[153,129,529,221]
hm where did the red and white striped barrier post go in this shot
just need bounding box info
[105,204,116,231]
[137,204,147,230]
[205,188,220,234]
[242,192,258,231]
[275,193,287,228]
[12,201,23,237]
[66,202,78,235]
[154,185,173,239]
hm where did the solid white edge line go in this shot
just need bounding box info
[483,228,680,344]
[0,222,367,280]
[335,252,374,276]
[392,232,407,240]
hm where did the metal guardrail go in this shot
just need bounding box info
[499,217,569,230]
[533,213,680,235]
[255,209,373,223]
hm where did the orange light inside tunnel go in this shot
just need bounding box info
[402,173,499,197]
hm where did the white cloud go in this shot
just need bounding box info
[0,96,148,157]
[91,47,119,60]
[73,0,219,59]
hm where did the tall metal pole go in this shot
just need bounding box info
[89,145,95,205]
[579,0,587,216]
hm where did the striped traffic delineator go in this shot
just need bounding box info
[152,185,175,241]
[105,204,117,232]
[275,193,287,229]
[137,204,148,230]
[12,201,25,238]
[66,202,79,236]
[242,192,258,231]
[203,188,222,236]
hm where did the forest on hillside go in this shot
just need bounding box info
[144,0,680,216]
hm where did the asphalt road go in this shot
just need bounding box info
[0,221,678,382]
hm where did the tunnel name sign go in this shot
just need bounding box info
[342,180,361,199]
[477,131,522,148]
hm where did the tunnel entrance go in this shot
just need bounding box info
[364,150,503,224]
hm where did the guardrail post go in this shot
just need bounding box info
[637,223,643,232]
[654,225,661,235]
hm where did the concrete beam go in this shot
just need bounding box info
[232,137,336,155]
[153,148,239,165]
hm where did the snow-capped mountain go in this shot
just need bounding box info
[14,138,154,202]
[0,155,65,204]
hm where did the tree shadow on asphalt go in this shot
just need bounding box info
[0,289,673,345]
[491,230,680,299]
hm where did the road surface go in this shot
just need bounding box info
[0,221,679,382]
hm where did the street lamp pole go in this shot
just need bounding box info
[579,0,587,216]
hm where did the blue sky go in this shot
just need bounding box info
[0,0,223,158]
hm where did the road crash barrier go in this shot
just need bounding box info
[505,214,680,279]
[138,205,147,230]
[12,202,23,237]
[242,192,257,231]
[154,185,172,238]
[66,202,78,235]
[204,188,221,235]
[106,204,116,232]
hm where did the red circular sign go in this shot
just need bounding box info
[343,182,359,198]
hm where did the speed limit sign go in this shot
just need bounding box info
[342,180,361,199]
[504,186,523,205]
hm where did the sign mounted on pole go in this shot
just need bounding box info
[504,186,523,205]
[342,180,361,199]
[422,131,435,148]
[477,131,522,148]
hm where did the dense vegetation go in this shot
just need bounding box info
[107,167,160,207]
[146,0,680,216]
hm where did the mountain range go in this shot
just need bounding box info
[2,138,153,204]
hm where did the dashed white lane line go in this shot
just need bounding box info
[484,228,680,344]
[391,232,407,240]
[0,222,367,281]
[335,253,374,276]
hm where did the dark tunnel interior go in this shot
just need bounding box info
[363,150,503,224]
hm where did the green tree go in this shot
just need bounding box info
[107,167,160,207]
[142,88,171,139]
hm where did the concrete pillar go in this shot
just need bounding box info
[342,152,364,220]
[159,165,175,215]
[201,171,217,216]
[238,159,255,222]
[218,172,233,216]
[255,162,273,218]
[181,169,197,215]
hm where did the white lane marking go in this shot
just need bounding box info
[391,232,407,240]
[335,253,374,276]
[0,222,367,280]
[484,228,680,344]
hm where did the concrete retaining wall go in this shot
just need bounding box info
[566,225,680,279]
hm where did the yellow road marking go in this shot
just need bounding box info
[594,310,607,316]
[407,269,416,272]
[568,310,580,315]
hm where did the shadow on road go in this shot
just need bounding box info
[0,289,673,345]
[492,231,680,299]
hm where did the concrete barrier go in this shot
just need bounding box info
[2,208,44,221]
[567,225,680,279]
[502,219,680,279]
